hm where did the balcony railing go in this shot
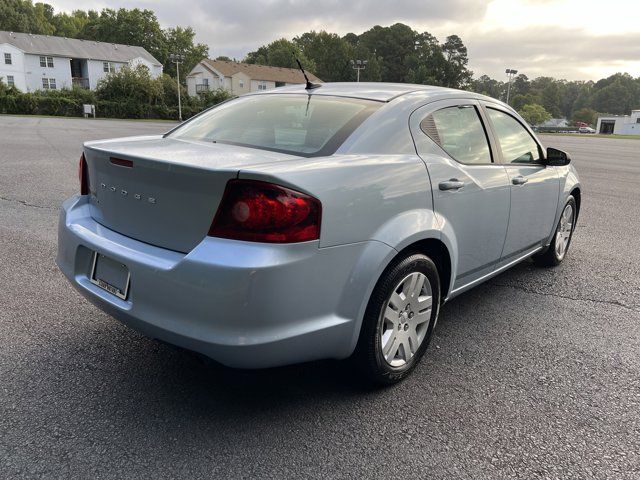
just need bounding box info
[196,84,210,93]
[72,77,90,89]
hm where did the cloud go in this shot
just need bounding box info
[46,0,640,80]
[466,27,640,79]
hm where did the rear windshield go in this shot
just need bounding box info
[168,94,381,157]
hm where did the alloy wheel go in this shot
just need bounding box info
[555,203,574,260]
[378,272,433,367]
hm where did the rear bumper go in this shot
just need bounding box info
[56,195,394,368]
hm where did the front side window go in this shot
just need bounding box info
[49,78,56,89]
[421,105,492,164]
[46,56,54,67]
[103,62,115,73]
[4,53,11,64]
[42,78,49,89]
[7,75,14,86]
[239,80,244,88]
[258,81,267,91]
[487,108,541,164]
[40,56,46,67]
[169,94,381,157]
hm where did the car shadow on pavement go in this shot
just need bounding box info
[45,259,540,424]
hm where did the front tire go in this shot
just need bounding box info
[534,196,577,267]
[354,253,441,386]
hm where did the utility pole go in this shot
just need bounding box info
[170,53,186,121]
[350,59,368,82]
[505,68,518,105]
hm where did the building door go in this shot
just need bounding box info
[600,121,615,134]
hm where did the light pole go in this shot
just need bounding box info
[350,59,368,82]
[170,53,185,121]
[505,68,518,105]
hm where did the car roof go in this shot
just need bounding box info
[254,82,466,102]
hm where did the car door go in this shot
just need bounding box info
[410,99,511,291]
[482,104,560,259]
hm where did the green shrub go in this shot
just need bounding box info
[0,74,232,120]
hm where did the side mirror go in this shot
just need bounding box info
[546,147,571,166]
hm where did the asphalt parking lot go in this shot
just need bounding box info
[1,116,639,479]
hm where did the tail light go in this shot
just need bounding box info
[209,179,321,243]
[78,153,89,195]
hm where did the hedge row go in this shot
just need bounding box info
[0,93,209,120]
[0,66,231,120]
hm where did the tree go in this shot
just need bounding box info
[294,31,353,81]
[358,23,417,82]
[157,26,208,81]
[245,38,315,72]
[406,32,447,85]
[590,73,640,115]
[0,0,55,33]
[471,75,504,99]
[79,8,165,60]
[529,77,562,117]
[519,103,551,126]
[512,74,530,97]
[572,107,597,126]
[95,64,163,105]
[441,35,473,88]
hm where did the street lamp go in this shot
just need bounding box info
[350,59,368,82]
[505,68,518,105]
[170,53,186,121]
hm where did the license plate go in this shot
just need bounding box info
[90,252,130,300]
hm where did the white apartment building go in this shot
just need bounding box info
[0,31,162,92]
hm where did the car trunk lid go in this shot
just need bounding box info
[84,136,296,252]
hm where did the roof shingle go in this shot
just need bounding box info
[0,31,161,65]
[200,59,321,84]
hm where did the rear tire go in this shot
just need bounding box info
[353,253,441,386]
[534,196,577,267]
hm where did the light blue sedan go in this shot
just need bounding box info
[57,83,581,384]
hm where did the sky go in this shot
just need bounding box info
[46,0,640,81]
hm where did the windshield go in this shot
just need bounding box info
[168,94,381,157]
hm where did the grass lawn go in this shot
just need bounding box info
[0,113,178,123]
[541,133,640,140]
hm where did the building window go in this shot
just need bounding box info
[103,62,116,73]
[39,56,53,67]
[4,53,11,65]
[7,75,14,86]
[41,78,56,90]
[257,81,267,91]
[636,118,640,124]
[39,56,54,67]
[239,80,244,88]
[203,78,209,86]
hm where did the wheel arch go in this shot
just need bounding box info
[570,186,581,220]
[395,238,453,301]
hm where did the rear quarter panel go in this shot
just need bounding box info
[237,154,438,248]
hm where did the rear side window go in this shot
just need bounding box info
[421,105,492,164]
[486,108,541,164]
[169,94,381,157]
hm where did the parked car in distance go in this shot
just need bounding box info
[57,83,581,384]
[579,126,596,134]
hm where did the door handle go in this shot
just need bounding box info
[512,176,528,185]
[439,179,465,191]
